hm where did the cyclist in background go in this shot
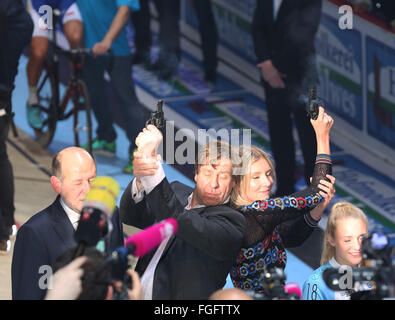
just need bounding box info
[25,0,83,129]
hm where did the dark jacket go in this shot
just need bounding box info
[252,0,322,82]
[11,196,124,300]
[120,178,246,300]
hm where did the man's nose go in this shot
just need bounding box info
[81,180,91,194]
[210,175,219,188]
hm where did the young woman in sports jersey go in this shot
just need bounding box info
[302,202,370,300]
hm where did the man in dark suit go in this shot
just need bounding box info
[11,147,124,300]
[252,0,322,195]
[120,126,246,299]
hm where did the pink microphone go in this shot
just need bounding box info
[284,282,302,299]
[124,218,178,257]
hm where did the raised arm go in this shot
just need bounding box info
[241,107,334,235]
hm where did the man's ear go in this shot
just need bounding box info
[230,178,236,190]
[105,285,113,300]
[50,176,61,194]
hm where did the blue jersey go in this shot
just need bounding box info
[76,0,139,56]
[302,258,374,300]
[302,258,351,300]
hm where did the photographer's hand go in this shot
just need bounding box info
[127,270,142,300]
[45,256,87,300]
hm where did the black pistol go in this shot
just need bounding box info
[307,88,320,120]
[146,99,164,131]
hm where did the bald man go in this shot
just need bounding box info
[11,147,124,300]
[209,288,253,300]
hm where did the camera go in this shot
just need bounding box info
[323,232,395,300]
[246,267,301,300]
[107,247,133,300]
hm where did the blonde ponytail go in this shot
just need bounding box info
[320,202,368,265]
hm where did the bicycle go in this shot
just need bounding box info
[33,9,93,153]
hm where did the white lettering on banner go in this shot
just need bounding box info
[213,5,255,61]
[338,5,353,30]
[316,31,356,74]
[318,68,357,119]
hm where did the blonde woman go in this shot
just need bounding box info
[302,202,370,300]
[230,107,336,295]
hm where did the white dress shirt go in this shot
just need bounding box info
[59,197,80,230]
[273,0,283,20]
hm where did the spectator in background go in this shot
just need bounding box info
[130,0,151,66]
[252,0,322,196]
[0,0,33,252]
[302,202,371,300]
[190,0,218,83]
[148,0,181,81]
[49,247,142,300]
[130,0,218,83]
[77,0,146,174]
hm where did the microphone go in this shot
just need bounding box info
[73,176,120,257]
[284,282,302,299]
[109,218,178,282]
[124,218,178,257]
